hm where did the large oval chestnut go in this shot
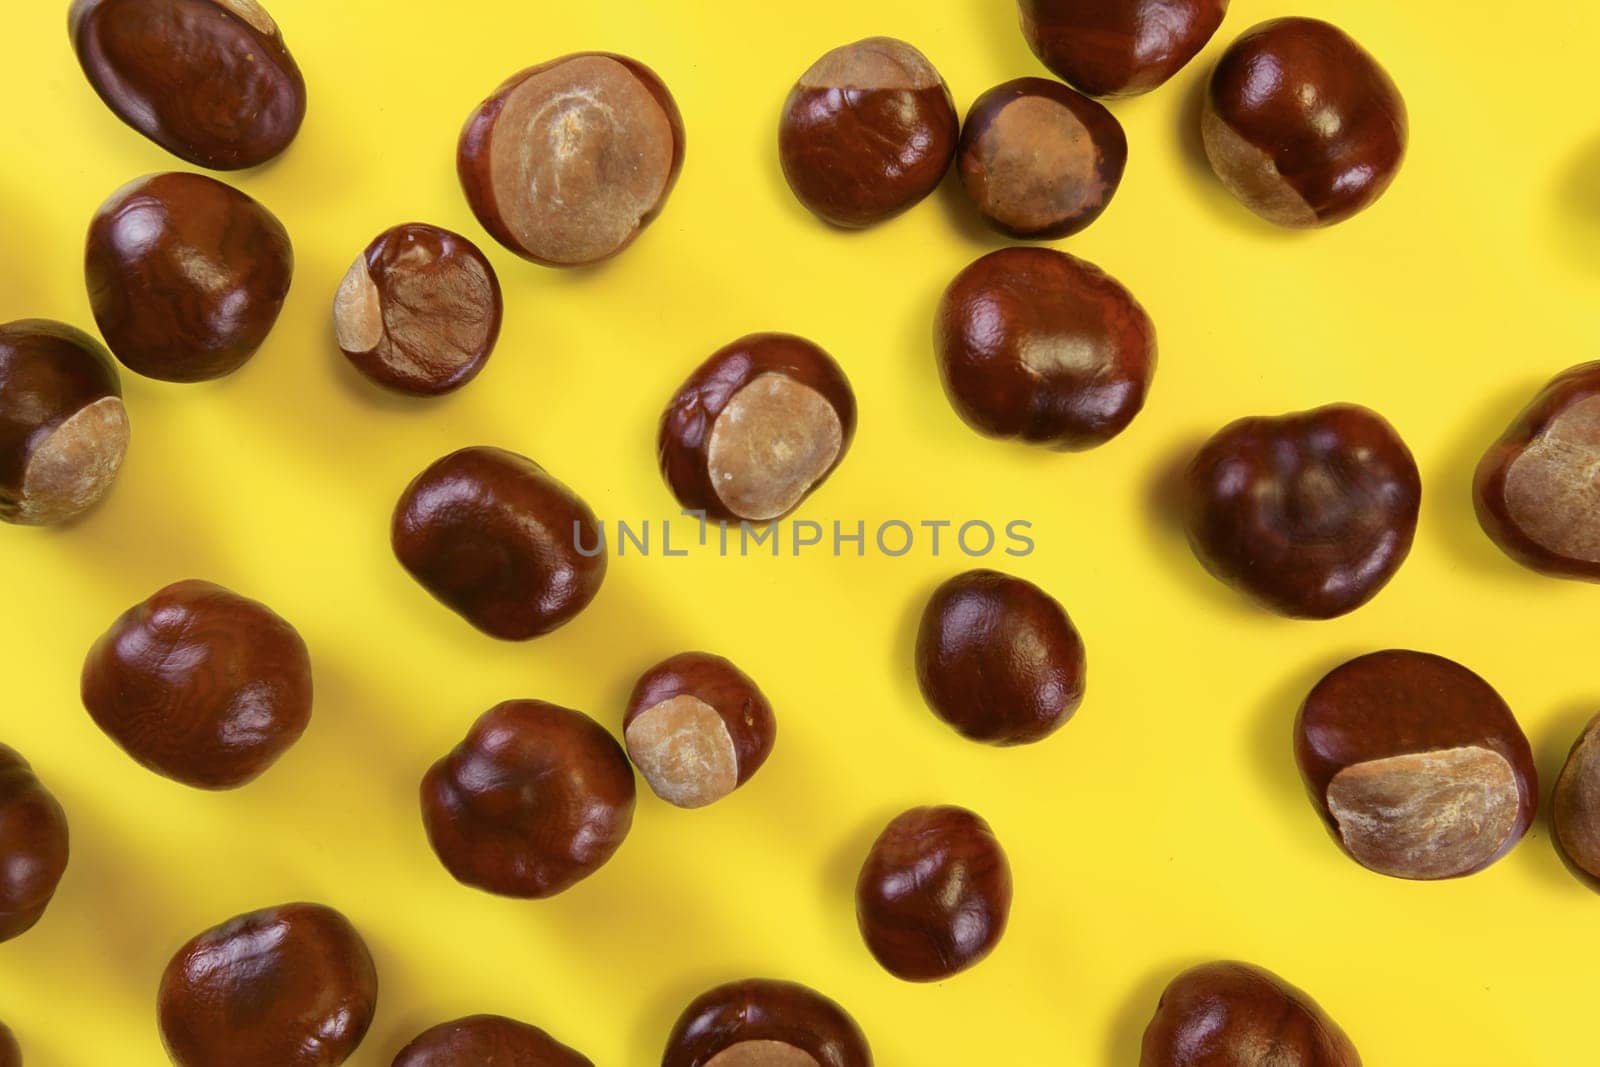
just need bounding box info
[1018,0,1229,98]
[394,1015,593,1067]
[0,745,69,943]
[663,978,873,1067]
[1140,961,1360,1066]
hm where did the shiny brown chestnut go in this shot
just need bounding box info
[957,78,1127,240]
[916,569,1085,746]
[0,319,129,526]
[1140,961,1360,1066]
[394,1015,593,1067]
[334,224,502,396]
[421,700,635,898]
[778,37,959,228]
[1295,650,1537,881]
[1553,713,1600,886]
[458,53,684,267]
[660,334,856,523]
[392,447,606,640]
[159,902,378,1067]
[0,1021,16,1067]
[663,978,872,1067]
[1182,404,1420,619]
[935,248,1156,450]
[0,746,69,943]
[1203,18,1406,228]
[856,806,1011,981]
[81,579,313,789]
[1018,0,1229,98]
[85,172,293,382]
[69,0,306,170]
[624,652,775,809]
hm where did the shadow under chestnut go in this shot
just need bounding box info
[1548,131,1600,275]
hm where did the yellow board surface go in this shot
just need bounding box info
[2,1,1597,1063]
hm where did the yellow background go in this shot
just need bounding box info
[1,1,1596,1063]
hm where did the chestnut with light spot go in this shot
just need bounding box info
[394,1015,593,1067]
[0,745,69,943]
[1140,961,1361,1066]
[1295,650,1537,881]
[1018,0,1230,98]
[458,53,685,267]
[1553,713,1600,887]
[659,334,856,523]
[662,978,873,1067]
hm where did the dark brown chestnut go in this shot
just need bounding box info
[659,333,856,523]
[85,171,293,382]
[0,1021,16,1067]
[458,53,684,267]
[778,37,958,229]
[624,652,775,809]
[1295,650,1537,881]
[394,1015,592,1067]
[935,248,1156,450]
[392,447,606,640]
[856,806,1011,981]
[159,902,378,1067]
[1181,404,1420,619]
[1140,961,1360,1066]
[421,700,635,898]
[957,78,1127,240]
[1203,18,1406,228]
[0,319,129,526]
[663,978,872,1067]
[81,579,313,789]
[334,223,502,396]
[1553,712,1600,886]
[1018,0,1230,98]
[0,745,69,943]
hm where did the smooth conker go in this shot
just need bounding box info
[1553,712,1600,886]
[1140,961,1360,1066]
[663,978,873,1067]
[0,746,69,943]
[394,1015,593,1067]
[1018,0,1230,97]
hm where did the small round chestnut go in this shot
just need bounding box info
[935,248,1156,450]
[334,224,502,396]
[957,78,1127,240]
[778,37,959,228]
[663,978,873,1067]
[81,579,313,789]
[458,53,685,267]
[69,0,306,170]
[0,319,129,526]
[421,700,635,898]
[1140,961,1360,1066]
[659,334,856,523]
[394,1015,593,1067]
[392,447,606,640]
[1182,404,1421,619]
[0,1022,17,1067]
[85,172,293,382]
[1018,0,1230,98]
[856,806,1011,981]
[1553,713,1600,886]
[1295,650,1537,881]
[624,652,776,809]
[159,902,378,1067]
[0,745,70,943]
[1203,18,1406,228]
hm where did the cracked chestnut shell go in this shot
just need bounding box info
[663,978,872,1067]
[1203,18,1406,228]
[1553,713,1600,886]
[856,806,1011,981]
[394,1015,593,1067]
[1295,650,1537,881]
[1141,961,1360,1066]
[0,745,69,943]
[81,579,313,788]
[0,319,129,526]
[1018,0,1230,98]
[159,902,378,1067]
[0,1022,16,1067]
[1182,404,1420,619]
[421,700,635,898]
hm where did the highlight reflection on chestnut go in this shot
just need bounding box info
[394,1015,593,1067]
[662,978,873,1067]
[0,745,69,943]
[1140,961,1360,1066]
[1018,0,1230,97]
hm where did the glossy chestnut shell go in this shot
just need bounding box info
[663,978,873,1067]
[0,745,70,943]
[1140,961,1361,1066]
[393,1015,593,1067]
[1018,0,1230,97]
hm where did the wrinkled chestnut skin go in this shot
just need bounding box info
[421,701,635,898]
[1019,0,1229,97]
[159,902,378,1067]
[1182,404,1420,619]
[0,1022,17,1067]
[1141,961,1360,1066]
[1552,713,1600,887]
[916,570,1085,746]
[1204,18,1406,228]
[856,806,1011,981]
[778,37,959,228]
[69,0,306,170]
[392,447,606,640]
[663,979,873,1067]
[0,746,69,943]
[935,248,1156,450]
[394,1015,593,1067]
[86,172,293,382]
[81,579,313,789]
